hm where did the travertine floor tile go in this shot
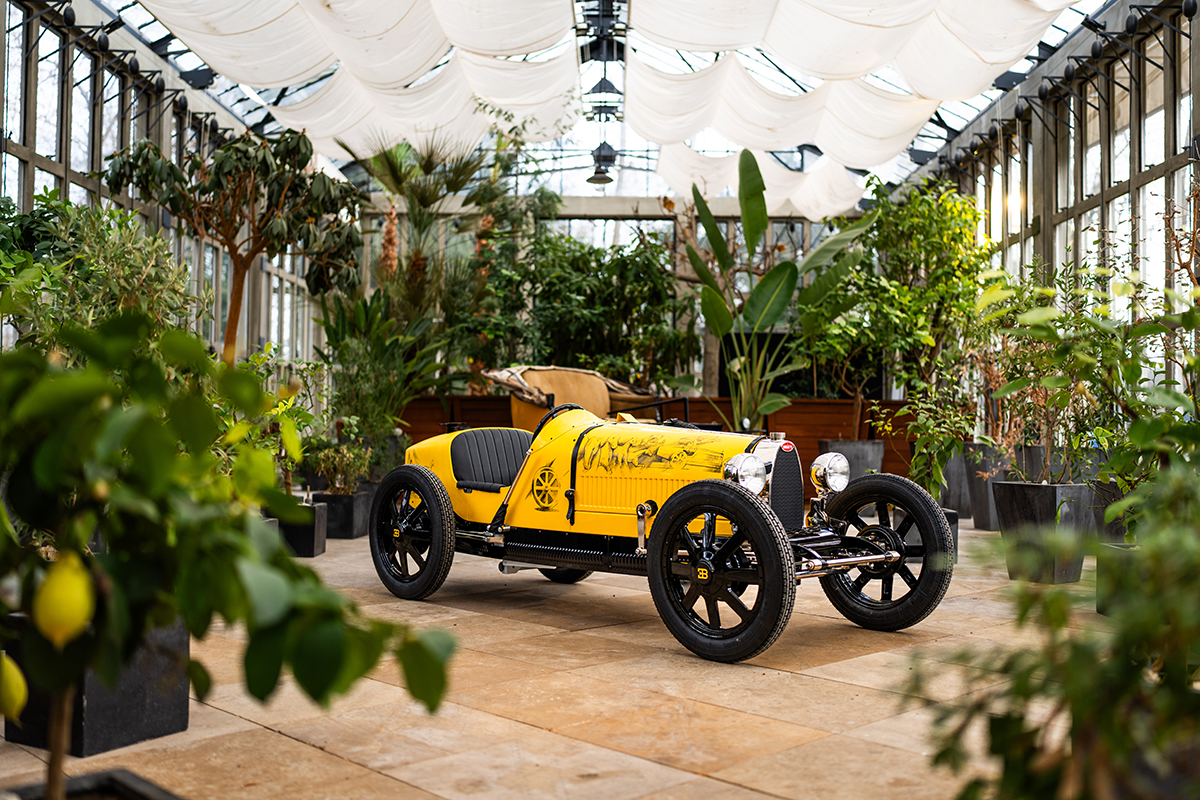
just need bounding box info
[190,634,249,688]
[801,650,1008,702]
[555,696,829,773]
[451,670,668,729]
[277,700,539,772]
[714,734,983,800]
[203,676,406,728]
[638,777,783,799]
[389,735,692,800]
[843,703,995,769]
[471,629,657,670]
[421,613,566,647]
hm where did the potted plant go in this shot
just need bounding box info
[681,149,876,432]
[307,416,373,539]
[806,178,989,478]
[0,315,453,800]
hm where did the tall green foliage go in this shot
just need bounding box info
[0,193,201,364]
[103,130,364,366]
[688,150,875,431]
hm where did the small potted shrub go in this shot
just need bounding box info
[308,419,373,539]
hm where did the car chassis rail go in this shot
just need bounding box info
[789,528,902,581]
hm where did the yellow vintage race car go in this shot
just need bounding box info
[369,404,954,662]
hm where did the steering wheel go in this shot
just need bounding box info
[531,403,584,441]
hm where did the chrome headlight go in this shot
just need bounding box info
[723,453,767,495]
[811,452,850,495]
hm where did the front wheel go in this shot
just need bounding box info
[648,480,795,662]
[819,473,953,631]
[369,465,456,600]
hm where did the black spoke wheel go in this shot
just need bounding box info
[819,473,953,631]
[369,465,455,600]
[538,567,594,584]
[648,480,795,663]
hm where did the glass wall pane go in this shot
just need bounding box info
[68,183,87,206]
[35,27,61,159]
[282,284,293,360]
[4,3,22,144]
[33,168,55,197]
[1140,177,1166,302]
[1007,143,1021,235]
[990,162,1002,243]
[220,252,231,334]
[1180,18,1192,153]
[1081,206,1101,268]
[101,71,120,163]
[1055,219,1075,271]
[1143,33,1166,168]
[1109,194,1132,321]
[1063,97,1077,209]
[1,152,17,201]
[269,276,281,349]
[70,50,93,173]
[1112,59,1131,186]
[1084,82,1101,197]
[202,245,216,343]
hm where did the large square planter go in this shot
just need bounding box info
[992,481,1093,583]
[6,768,185,800]
[818,439,884,482]
[965,443,1010,530]
[5,622,189,757]
[274,502,327,557]
[312,491,369,539]
[938,450,972,519]
[1096,542,1138,617]
[1091,480,1128,544]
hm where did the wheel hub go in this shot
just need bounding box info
[856,524,904,575]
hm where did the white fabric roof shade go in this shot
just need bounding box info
[140,0,1076,220]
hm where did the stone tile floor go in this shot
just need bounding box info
[0,521,1105,799]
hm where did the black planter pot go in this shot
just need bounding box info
[938,450,972,519]
[297,465,328,492]
[964,443,1010,531]
[312,491,369,539]
[1096,542,1138,617]
[993,481,1094,583]
[271,502,327,558]
[358,480,380,511]
[6,768,185,800]
[5,622,189,757]
[1009,444,1045,481]
[818,439,884,482]
[1091,480,1128,544]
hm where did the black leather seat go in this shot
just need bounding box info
[450,428,533,492]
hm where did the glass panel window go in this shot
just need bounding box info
[1180,19,1192,154]
[68,183,88,206]
[1062,97,1076,209]
[101,71,121,163]
[1081,206,1101,269]
[4,3,23,144]
[35,26,61,160]
[269,276,281,349]
[1084,82,1101,197]
[1,152,17,201]
[1143,33,1165,169]
[1112,59,1132,186]
[1007,143,1021,235]
[990,162,1002,243]
[1140,178,1167,302]
[1055,219,1075,272]
[33,168,55,198]
[202,245,216,343]
[975,170,987,242]
[1108,194,1132,321]
[282,283,293,361]
[70,50,93,173]
[220,252,231,334]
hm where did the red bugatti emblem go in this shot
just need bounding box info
[781,442,794,452]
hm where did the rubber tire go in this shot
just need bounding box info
[648,480,795,663]
[369,465,456,600]
[538,568,594,584]
[819,473,953,631]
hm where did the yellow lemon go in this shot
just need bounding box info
[32,551,95,649]
[0,654,27,720]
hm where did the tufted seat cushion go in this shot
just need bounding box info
[450,428,534,492]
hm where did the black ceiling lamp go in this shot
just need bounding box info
[587,77,621,96]
[588,141,617,184]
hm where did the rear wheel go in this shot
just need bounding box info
[648,480,795,662]
[538,568,593,584]
[369,465,455,600]
[819,473,953,630]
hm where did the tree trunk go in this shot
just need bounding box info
[221,256,250,367]
[851,392,864,440]
[46,686,75,800]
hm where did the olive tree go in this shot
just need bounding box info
[103,129,364,366]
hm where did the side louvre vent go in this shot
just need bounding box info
[770,443,805,532]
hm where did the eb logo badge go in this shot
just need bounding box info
[696,567,710,581]
[392,528,401,538]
